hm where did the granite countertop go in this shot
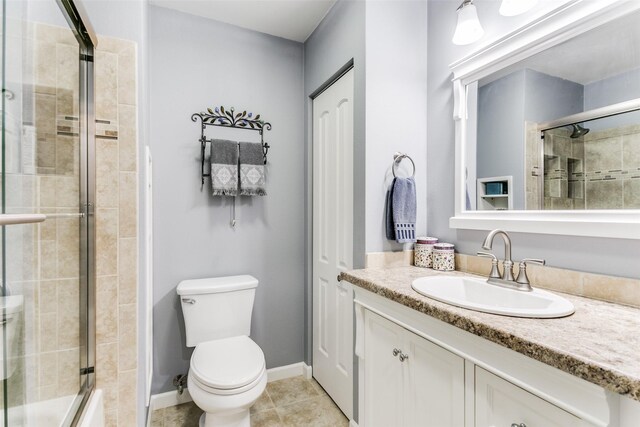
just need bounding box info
[340,266,640,402]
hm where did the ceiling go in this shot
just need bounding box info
[149,0,337,42]
[481,9,640,87]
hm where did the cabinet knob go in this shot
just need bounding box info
[511,424,527,427]
[399,353,409,362]
[392,348,401,357]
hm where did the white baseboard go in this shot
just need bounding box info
[148,387,193,411]
[148,362,312,417]
[349,420,359,427]
[267,362,312,382]
[303,363,313,380]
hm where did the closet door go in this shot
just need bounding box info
[312,68,354,419]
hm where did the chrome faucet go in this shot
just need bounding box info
[482,229,514,281]
[477,229,544,292]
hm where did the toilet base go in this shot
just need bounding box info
[199,409,250,427]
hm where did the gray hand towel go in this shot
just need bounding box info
[391,177,416,243]
[385,178,396,240]
[211,139,238,196]
[239,142,266,196]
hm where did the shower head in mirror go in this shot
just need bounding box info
[570,123,589,138]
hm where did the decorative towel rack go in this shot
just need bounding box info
[191,105,272,185]
[392,152,415,178]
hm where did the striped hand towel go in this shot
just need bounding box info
[239,142,266,196]
[211,139,238,196]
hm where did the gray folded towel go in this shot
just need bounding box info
[390,177,416,243]
[239,142,266,196]
[385,178,396,240]
[211,139,238,196]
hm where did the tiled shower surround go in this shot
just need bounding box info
[526,123,640,209]
[582,124,640,209]
[2,23,138,425]
[94,34,139,426]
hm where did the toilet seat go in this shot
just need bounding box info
[190,335,265,395]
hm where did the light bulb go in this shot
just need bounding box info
[452,0,484,46]
[499,0,538,17]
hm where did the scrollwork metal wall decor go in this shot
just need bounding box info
[192,105,272,185]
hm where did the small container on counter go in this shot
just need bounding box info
[414,237,438,268]
[433,243,455,271]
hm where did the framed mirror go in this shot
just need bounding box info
[450,0,640,239]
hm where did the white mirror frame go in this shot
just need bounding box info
[450,0,640,239]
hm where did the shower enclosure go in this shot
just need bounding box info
[1,0,96,425]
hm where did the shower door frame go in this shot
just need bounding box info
[58,0,98,424]
[0,0,97,424]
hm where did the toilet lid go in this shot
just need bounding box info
[190,336,265,390]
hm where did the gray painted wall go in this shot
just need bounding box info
[427,0,640,279]
[523,69,584,123]
[585,68,640,110]
[303,0,366,366]
[584,68,640,130]
[149,6,305,394]
[477,70,526,208]
[364,0,428,253]
[477,69,583,209]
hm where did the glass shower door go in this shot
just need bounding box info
[1,0,94,425]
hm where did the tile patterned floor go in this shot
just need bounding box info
[150,376,349,427]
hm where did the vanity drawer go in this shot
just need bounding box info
[475,367,589,427]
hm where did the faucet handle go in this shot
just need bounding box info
[516,258,545,287]
[521,258,545,266]
[477,251,501,279]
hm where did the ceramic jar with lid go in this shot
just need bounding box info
[414,237,438,268]
[433,243,455,271]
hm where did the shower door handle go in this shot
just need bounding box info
[0,214,46,226]
[0,212,85,226]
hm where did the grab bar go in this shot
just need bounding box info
[0,212,85,226]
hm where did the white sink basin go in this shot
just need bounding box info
[411,276,575,318]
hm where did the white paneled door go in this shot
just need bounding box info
[312,68,354,420]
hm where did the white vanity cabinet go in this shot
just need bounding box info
[362,310,465,427]
[353,285,638,427]
[475,367,583,427]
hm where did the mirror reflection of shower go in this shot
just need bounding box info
[528,107,640,211]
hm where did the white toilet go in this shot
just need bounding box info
[177,275,266,427]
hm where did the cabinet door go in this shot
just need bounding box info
[363,310,404,427]
[476,367,585,427]
[404,330,465,427]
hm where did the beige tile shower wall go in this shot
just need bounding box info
[584,125,640,209]
[535,127,585,210]
[94,36,138,427]
[524,122,540,209]
[455,253,640,308]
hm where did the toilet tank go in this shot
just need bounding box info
[177,275,258,347]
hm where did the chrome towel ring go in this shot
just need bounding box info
[392,152,416,178]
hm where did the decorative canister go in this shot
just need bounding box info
[414,237,438,268]
[433,243,455,271]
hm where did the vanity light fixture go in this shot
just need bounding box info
[452,0,485,46]
[499,0,538,16]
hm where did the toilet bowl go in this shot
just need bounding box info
[188,336,266,427]
[177,275,265,427]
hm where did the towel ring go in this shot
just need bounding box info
[392,152,415,178]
